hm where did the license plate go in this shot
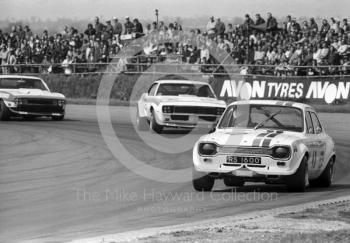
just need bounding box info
[226,156,261,164]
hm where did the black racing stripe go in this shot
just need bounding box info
[262,139,272,147]
[261,131,284,147]
[252,139,262,147]
[266,131,283,138]
[252,132,270,146]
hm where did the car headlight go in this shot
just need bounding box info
[162,105,174,113]
[216,107,225,115]
[271,146,291,159]
[58,100,66,107]
[198,143,217,156]
[14,98,26,106]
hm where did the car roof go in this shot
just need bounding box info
[228,99,314,111]
[0,75,42,80]
[155,80,209,85]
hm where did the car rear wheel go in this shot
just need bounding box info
[0,100,10,121]
[150,110,163,134]
[192,168,214,191]
[286,155,309,192]
[309,157,335,188]
[223,177,245,187]
[136,108,149,131]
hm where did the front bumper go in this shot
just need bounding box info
[193,146,302,177]
[8,104,65,117]
[155,112,220,128]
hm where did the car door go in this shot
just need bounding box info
[304,110,318,177]
[310,111,327,172]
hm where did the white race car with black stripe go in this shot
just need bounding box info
[192,100,336,192]
[0,75,66,121]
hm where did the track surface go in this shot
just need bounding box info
[0,105,349,243]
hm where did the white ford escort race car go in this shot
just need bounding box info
[0,75,66,121]
[192,100,336,192]
[136,80,226,133]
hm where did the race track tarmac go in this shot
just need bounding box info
[0,105,349,243]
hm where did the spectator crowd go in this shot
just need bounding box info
[0,12,349,76]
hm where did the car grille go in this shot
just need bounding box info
[218,146,271,155]
[25,99,57,105]
[171,115,189,121]
[173,106,218,115]
[199,116,216,122]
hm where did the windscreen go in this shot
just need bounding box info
[218,104,304,132]
[156,83,215,98]
[0,78,48,91]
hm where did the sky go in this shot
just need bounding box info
[1,0,349,21]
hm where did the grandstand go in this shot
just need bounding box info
[0,13,349,76]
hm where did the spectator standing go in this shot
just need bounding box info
[255,14,265,25]
[266,12,278,31]
[309,18,318,34]
[124,17,134,34]
[206,16,216,39]
[320,19,330,37]
[0,45,9,74]
[215,18,226,37]
[112,17,123,37]
[105,20,114,39]
[133,18,143,37]
[94,17,104,38]
[342,18,350,32]
[243,14,254,36]
[285,15,292,34]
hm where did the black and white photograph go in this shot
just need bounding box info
[1,0,350,242]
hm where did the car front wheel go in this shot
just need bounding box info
[0,100,10,121]
[192,168,214,191]
[150,110,163,134]
[286,155,309,192]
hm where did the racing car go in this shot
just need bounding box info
[136,80,226,133]
[192,100,336,192]
[0,75,66,121]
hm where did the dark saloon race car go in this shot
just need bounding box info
[0,75,66,121]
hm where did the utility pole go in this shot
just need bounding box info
[155,9,159,56]
[155,9,159,29]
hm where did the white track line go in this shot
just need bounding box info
[69,195,350,243]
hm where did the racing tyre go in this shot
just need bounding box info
[150,110,163,134]
[136,109,149,131]
[192,168,214,191]
[0,100,10,121]
[52,115,64,121]
[309,157,335,188]
[286,155,309,192]
[224,177,245,187]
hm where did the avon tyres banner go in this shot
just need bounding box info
[212,76,350,105]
